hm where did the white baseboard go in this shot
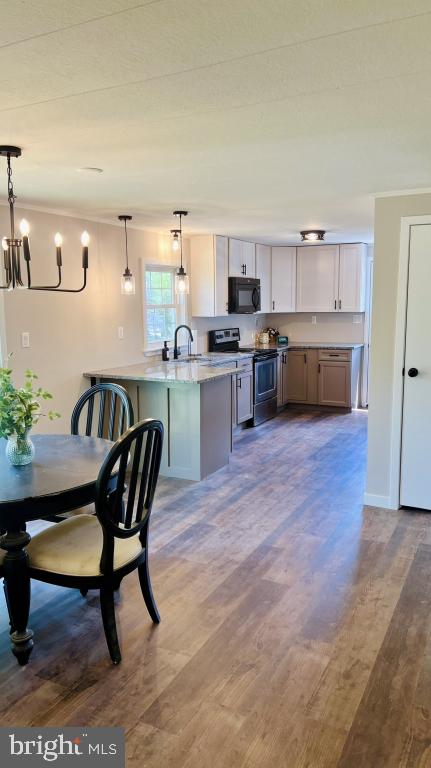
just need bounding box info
[363,493,399,510]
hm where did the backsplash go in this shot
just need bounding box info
[275,312,365,343]
[191,314,265,353]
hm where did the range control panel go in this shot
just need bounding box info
[213,328,240,345]
[208,327,240,352]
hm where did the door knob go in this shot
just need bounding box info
[408,367,419,377]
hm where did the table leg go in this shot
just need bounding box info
[0,528,34,665]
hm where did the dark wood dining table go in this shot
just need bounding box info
[0,434,115,665]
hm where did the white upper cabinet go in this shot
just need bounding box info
[296,245,340,312]
[271,247,296,313]
[190,235,228,317]
[255,244,271,313]
[229,239,256,278]
[338,244,367,312]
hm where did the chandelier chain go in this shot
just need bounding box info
[7,154,16,207]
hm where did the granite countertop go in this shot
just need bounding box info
[84,361,238,385]
[287,342,364,350]
[254,342,364,351]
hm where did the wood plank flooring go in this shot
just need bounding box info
[1,408,431,767]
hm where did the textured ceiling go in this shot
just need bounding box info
[2,0,431,243]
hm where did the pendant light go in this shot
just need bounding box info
[0,146,89,292]
[171,210,189,295]
[118,215,135,295]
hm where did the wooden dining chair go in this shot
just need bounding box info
[46,383,134,524]
[71,382,134,441]
[26,418,164,664]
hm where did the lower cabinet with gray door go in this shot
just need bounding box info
[234,359,253,424]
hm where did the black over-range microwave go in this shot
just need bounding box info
[228,276,261,314]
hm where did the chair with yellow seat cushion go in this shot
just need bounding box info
[27,418,164,664]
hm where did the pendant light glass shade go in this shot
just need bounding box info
[121,270,135,295]
[175,266,189,295]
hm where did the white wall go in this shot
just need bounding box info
[366,192,431,507]
[0,204,175,434]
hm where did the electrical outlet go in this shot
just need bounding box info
[118,326,124,339]
[311,315,317,325]
[21,331,30,348]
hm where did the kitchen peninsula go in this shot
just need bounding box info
[84,356,247,481]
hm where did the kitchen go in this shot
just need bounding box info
[83,232,371,482]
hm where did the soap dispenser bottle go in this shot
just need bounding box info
[162,341,170,361]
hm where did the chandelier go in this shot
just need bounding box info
[0,146,89,292]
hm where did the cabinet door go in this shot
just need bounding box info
[256,244,271,313]
[215,236,229,316]
[296,245,339,312]
[190,235,228,317]
[277,353,283,407]
[228,238,243,277]
[236,371,253,423]
[281,351,289,405]
[243,241,256,278]
[318,361,351,407]
[338,244,366,312]
[286,350,307,402]
[229,239,255,278]
[271,247,296,312]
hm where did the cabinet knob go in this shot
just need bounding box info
[408,367,419,377]
[272,300,275,310]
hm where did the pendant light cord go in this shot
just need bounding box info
[124,218,129,270]
[179,213,183,269]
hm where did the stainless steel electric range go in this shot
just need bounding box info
[208,328,278,426]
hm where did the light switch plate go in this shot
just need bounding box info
[21,331,30,348]
[311,315,317,324]
[118,326,124,339]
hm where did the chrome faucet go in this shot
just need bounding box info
[173,324,194,360]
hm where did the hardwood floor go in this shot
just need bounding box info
[1,408,431,767]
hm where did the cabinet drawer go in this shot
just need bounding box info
[236,358,253,372]
[318,349,351,362]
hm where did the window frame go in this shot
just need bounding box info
[142,264,186,351]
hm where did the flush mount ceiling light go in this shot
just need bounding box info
[172,210,189,295]
[118,215,135,295]
[0,146,89,292]
[300,230,326,242]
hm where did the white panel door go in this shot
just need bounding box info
[400,224,431,509]
[256,244,271,313]
[338,244,366,312]
[271,247,296,312]
[296,245,339,312]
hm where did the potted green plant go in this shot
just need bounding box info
[0,367,60,466]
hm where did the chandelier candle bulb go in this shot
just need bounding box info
[54,233,63,266]
[81,231,90,269]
